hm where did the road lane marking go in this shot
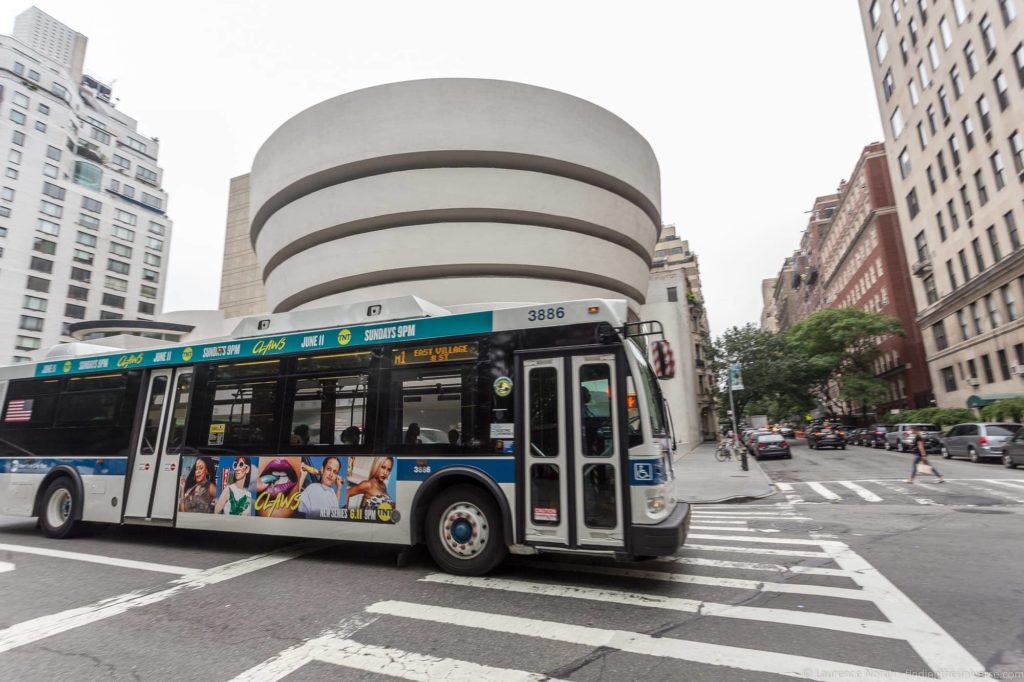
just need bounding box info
[692,511,809,518]
[775,482,806,504]
[806,482,842,501]
[0,561,12,574]
[815,536,987,678]
[420,574,901,638]
[0,540,328,654]
[0,543,199,575]
[689,534,841,547]
[683,543,831,558]
[687,518,750,524]
[836,481,883,502]
[368,601,925,682]
[660,556,848,576]
[977,480,1024,503]
[690,526,780,533]
[528,562,871,600]
[984,478,1024,489]
[231,616,563,682]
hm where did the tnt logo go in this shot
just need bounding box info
[633,462,654,482]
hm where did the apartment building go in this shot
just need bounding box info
[858,0,1024,407]
[0,7,171,363]
[818,142,933,410]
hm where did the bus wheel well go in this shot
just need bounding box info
[33,468,84,520]
[410,471,512,547]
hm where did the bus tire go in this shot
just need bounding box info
[425,484,507,576]
[39,477,81,539]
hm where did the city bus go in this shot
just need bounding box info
[0,297,689,575]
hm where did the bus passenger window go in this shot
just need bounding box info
[579,364,614,457]
[165,373,191,454]
[208,381,278,449]
[287,374,368,448]
[528,367,559,457]
[390,369,463,448]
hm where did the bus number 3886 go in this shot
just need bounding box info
[527,307,565,322]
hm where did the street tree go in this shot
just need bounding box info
[787,307,904,418]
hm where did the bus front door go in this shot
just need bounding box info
[521,352,624,550]
[124,369,193,521]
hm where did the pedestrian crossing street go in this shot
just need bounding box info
[233,505,986,681]
[775,477,1024,506]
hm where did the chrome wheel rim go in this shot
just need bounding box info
[1005,454,1013,467]
[46,487,71,528]
[438,501,489,560]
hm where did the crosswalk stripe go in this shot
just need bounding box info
[683,543,831,558]
[691,512,809,518]
[528,562,872,601]
[690,526,780,533]
[836,481,883,502]
[687,518,750,524]
[985,478,1024,489]
[806,482,842,501]
[368,601,925,681]
[775,482,806,504]
[689,533,840,547]
[660,556,848,576]
[979,480,1024,503]
[418,575,904,639]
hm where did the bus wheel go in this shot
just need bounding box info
[426,485,506,576]
[40,478,80,539]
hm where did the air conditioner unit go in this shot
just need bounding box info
[966,378,980,386]
[1011,364,1024,376]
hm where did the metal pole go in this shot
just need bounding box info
[728,377,748,472]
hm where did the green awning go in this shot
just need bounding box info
[966,393,1023,408]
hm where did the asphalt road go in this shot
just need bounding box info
[0,440,1021,680]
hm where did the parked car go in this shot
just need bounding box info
[864,425,890,448]
[1000,428,1024,468]
[885,423,940,452]
[778,426,795,438]
[848,428,869,446]
[940,422,1022,462]
[749,433,792,459]
[807,427,845,450]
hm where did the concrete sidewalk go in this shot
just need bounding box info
[672,441,777,504]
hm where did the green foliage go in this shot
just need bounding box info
[712,324,807,425]
[980,398,1024,421]
[880,407,975,427]
[786,308,905,417]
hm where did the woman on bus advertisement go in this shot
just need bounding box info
[214,456,255,516]
[296,456,346,520]
[345,456,396,522]
[178,456,216,514]
[254,456,301,517]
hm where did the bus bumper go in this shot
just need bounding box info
[629,501,690,556]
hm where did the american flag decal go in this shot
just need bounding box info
[4,399,34,422]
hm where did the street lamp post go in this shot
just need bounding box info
[727,361,749,472]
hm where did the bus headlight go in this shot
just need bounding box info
[645,490,666,514]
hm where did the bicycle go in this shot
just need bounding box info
[715,439,739,462]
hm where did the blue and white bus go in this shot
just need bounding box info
[0,297,688,575]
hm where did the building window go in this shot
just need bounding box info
[141,193,162,210]
[34,121,46,133]
[107,259,130,275]
[101,293,125,309]
[1002,284,1018,321]
[1008,210,1022,249]
[23,295,47,312]
[40,200,63,218]
[149,221,166,236]
[993,71,1011,112]
[947,259,959,291]
[936,211,947,240]
[924,274,939,304]
[126,138,147,154]
[70,267,92,283]
[33,238,56,255]
[29,256,54,274]
[992,151,1008,189]
[26,275,50,293]
[914,230,929,261]
[949,134,962,167]
[998,350,1012,381]
[940,15,953,48]
[988,225,1003,261]
[883,69,895,100]
[981,14,997,56]
[927,166,937,194]
[15,336,41,351]
[71,161,102,192]
[910,78,920,106]
[67,285,88,301]
[46,146,61,162]
[900,37,910,64]
[42,163,58,179]
[76,232,98,248]
[104,276,128,292]
[962,117,976,150]
[870,0,881,26]
[81,196,102,214]
[974,170,988,205]
[972,238,986,272]
[65,304,86,320]
[144,253,162,267]
[1010,131,1024,178]
[90,127,111,145]
[136,167,158,184]
[38,103,49,115]
[1003,0,1020,26]
[144,236,163,252]
[36,219,60,236]
[960,185,973,220]
[42,182,66,201]
[138,302,155,315]
[928,40,940,69]
[110,242,132,258]
[950,64,964,99]
[9,110,26,126]
[932,321,949,350]
[113,209,137,226]
[1015,43,1024,87]
[941,366,957,392]
[19,315,44,332]
[957,309,969,340]
[891,107,905,138]
[140,284,158,299]
[142,268,159,283]
[898,147,912,178]
[99,311,123,321]
[12,130,25,147]
[966,41,980,76]
[982,354,995,384]
[112,154,130,169]
[72,249,93,266]
[971,301,984,334]
[917,122,929,149]
[938,86,951,121]
[959,249,972,282]
[987,293,1002,328]
[112,225,135,241]
[876,32,889,63]
[79,213,100,230]
[938,150,949,180]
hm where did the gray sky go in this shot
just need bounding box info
[26,0,884,339]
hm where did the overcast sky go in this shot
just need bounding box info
[23,0,884,339]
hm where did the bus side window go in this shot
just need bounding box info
[579,364,614,457]
[285,373,370,449]
[388,367,465,451]
[202,359,282,452]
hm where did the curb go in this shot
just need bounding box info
[674,442,779,505]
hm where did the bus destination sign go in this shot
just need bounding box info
[393,342,478,366]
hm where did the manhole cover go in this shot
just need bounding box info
[954,508,1012,514]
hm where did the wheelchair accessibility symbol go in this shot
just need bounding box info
[633,462,654,482]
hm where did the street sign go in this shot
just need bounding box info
[729,362,744,391]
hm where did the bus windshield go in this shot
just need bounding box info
[626,338,667,438]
